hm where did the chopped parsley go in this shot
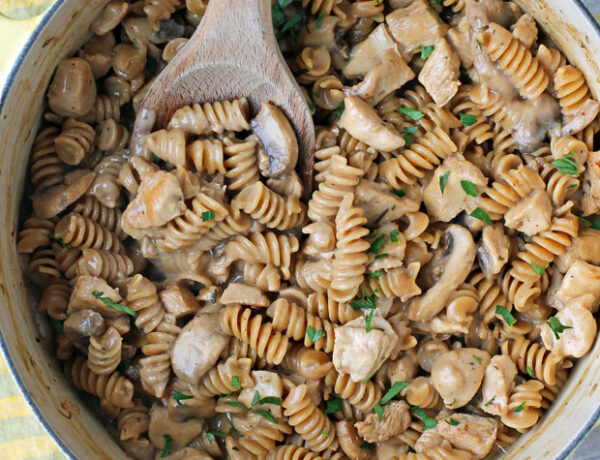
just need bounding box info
[324,397,341,414]
[225,401,249,410]
[252,391,260,406]
[322,428,328,436]
[374,404,384,421]
[439,170,450,194]
[495,305,517,327]
[48,233,69,249]
[448,398,456,406]
[368,234,386,255]
[547,316,572,340]
[366,309,375,332]
[397,107,424,121]
[151,153,164,165]
[374,253,388,259]
[49,318,64,336]
[446,417,460,426]
[332,100,345,117]
[278,0,294,7]
[472,354,482,365]
[527,366,534,377]
[315,11,324,28]
[592,219,600,230]
[460,113,477,126]
[161,434,173,457]
[172,390,193,406]
[206,429,227,441]
[460,180,478,197]
[393,189,406,198]
[306,98,316,111]
[514,402,526,413]
[402,126,419,134]
[281,10,304,32]
[579,215,591,226]
[380,381,409,405]
[421,45,434,60]
[567,184,578,189]
[470,207,491,225]
[530,260,547,276]
[360,441,376,450]
[92,291,136,317]
[253,409,278,424]
[551,152,579,176]
[485,396,496,406]
[306,325,326,343]
[202,210,215,222]
[231,376,241,390]
[272,5,285,24]
[259,396,282,406]
[404,133,413,147]
[390,229,400,243]
[368,271,383,278]
[411,406,437,430]
[293,67,309,77]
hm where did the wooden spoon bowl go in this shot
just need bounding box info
[132,0,315,181]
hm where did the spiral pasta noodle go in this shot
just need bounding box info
[324,369,382,411]
[243,262,282,292]
[197,356,254,398]
[54,118,95,166]
[54,212,124,253]
[125,274,165,333]
[17,217,54,254]
[36,280,70,320]
[554,65,594,118]
[306,291,360,325]
[143,0,181,30]
[75,249,134,282]
[187,138,226,174]
[73,196,124,238]
[222,137,260,191]
[501,336,564,386]
[81,94,120,123]
[168,97,251,134]
[88,326,122,375]
[117,403,149,441]
[267,445,323,460]
[501,380,544,432]
[30,126,63,192]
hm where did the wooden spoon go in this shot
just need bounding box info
[132,0,315,189]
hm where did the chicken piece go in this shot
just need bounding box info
[171,312,230,384]
[427,413,498,459]
[344,24,400,78]
[431,348,490,408]
[173,166,202,199]
[333,316,398,382]
[447,17,473,69]
[562,99,600,137]
[64,309,106,341]
[67,276,123,317]
[148,405,204,453]
[480,355,517,417]
[511,14,537,48]
[386,0,447,57]
[556,228,600,272]
[339,97,405,152]
[581,150,600,216]
[368,223,406,272]
[423,154,487,222]
[220,282,269,307]
[48,58,97,117]
[355,401,411,443]
[504,190,552,236]
[541,298,597,358]
[477,224,510,276]
[418,38,461,107]
[355,179,420,226]
[239,371,283,418]
[555,260,600,312]
[159,282,201,319]
[122,170,185,233]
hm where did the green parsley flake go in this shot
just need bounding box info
[527,366,534,377]
[374,253,388,259]
[293,67,309,77]
[472,354,482,365]
[421,45,434,60]
[315,11,324,28]
[368,234,385,255]
[231,376,241,390]
[579,216,591,226]
[324,397,341,414]
[547,316,572,340]
[485,396,496,406]
[365,309,376,333]
[253,409,278,424]
[322,428,328,436]
[151,153,163,165]
[411,406,437,430]
[306,325,326,343]
[551,152,579,175]
[259,396,283,406]
[446,418,459,426]
[448,398,457,406]
[368,271,383,278]
[225,401,249,410]
[530,260,547,276]
[380,381,409,405]
[282,10,304,32]
[439,170,450,194]
[397,107,424,121]
[470,207,492,224]
[402,126,419,134]
[206,429,228,441]
[592,219,600,230]
[460,113,477,126]
[161,435,173,457]
[374,404,384,421]
[172,390,193,406]
[495,305,517,327]
[349,295,376,311]
[278,0,294,7]
[390,229,400,244]
[306,98,316,111]
[514,402,526,413]
[202,210,215,222]
[272,5,285,24]
[49,318,64,336]
[92,291,137,317]
[332,100,345,117]
[252,391,260,406]
[460,180,478,197]
[393,189,406,198]
[404,133,413,147]
[48,233,69,249]
[360,441,376,450]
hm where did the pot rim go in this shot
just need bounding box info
[1,0,600,458]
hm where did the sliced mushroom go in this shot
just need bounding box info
[480,355,517,417]
[91,1,129,35]
[408,225,477,321]
[67,276,124,317]
[33,170,96,219]
[477,224,510,276]
[540,298,597,358]
[220,282,269,307]
[339,97,405,152]
[426,413,498,458]
[64,309,106,342]
[423,154,487,222]
[48,58,97,117]
[159,282,201,319]
[148,405,203,453]
[251,102,299,178]
[431,348,490,408]
[387,353,418,383]
[344,24,399,78]
[171,312,230,384]
[333,316,398,382]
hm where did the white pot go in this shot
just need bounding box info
[1,1,600,458]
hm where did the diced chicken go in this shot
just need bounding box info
[355,179,420,226]
[239,371,283,418]
[148,405,203,453]
[251,102,298,178]
[219,282,269,307]
[368,223,406,272]
[555,228,600,272]
[418,38,461,107]
[159,282,200,319]
[414,430,444,452]
[171,312,229,384]
[504,190,552,236]
[555,260,600,312]
[427,413,498,459]
[408,226,476,321]
[511,14,537,48]
[541,298,597,358]
[423,154,487,222]
[581,150,600,216]
[333,316,398,382]
[172,166,201,199]
[478,224,510,276]
[68,276,123,317]
[447,18,473,69]
[562,99,600,137]
[48,58,97,117]
[122,170,185,233]
[480,355,517,417]
[431,348,490,408]
[339,97,405,152]
[64,309,106,341]
[344,24,400,78]
[386,0,447,57]
[355,401,411,443]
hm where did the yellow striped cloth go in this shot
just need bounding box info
[2,1,600,459]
